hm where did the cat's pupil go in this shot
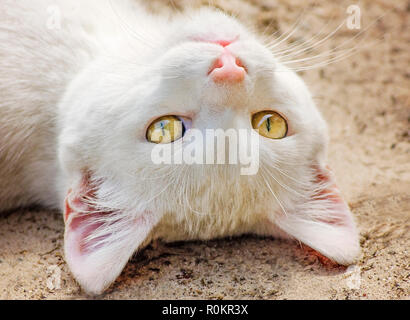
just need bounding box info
[266,117,271,132]
[160,121,167,135]
[181,120,186,136]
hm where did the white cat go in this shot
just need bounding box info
[0,0,360,295]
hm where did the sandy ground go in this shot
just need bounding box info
[0,0,409,299]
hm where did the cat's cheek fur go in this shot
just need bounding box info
[270,166,361,265]
[63,173,159,295]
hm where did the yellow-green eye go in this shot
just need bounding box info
[252,111,288,139]
[146,115,185,144]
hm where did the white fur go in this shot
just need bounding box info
[0,0,360,295]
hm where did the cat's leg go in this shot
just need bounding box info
[255,166,361,266]
[63,172,161,295]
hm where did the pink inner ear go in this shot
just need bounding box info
[64,172,94,222]
[312,165,352,227]
[64,173,113,255]
[63,172,160,294]
[68,213,111,255]
[272,165,360,266]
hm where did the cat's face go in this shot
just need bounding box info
[58,8,359,294]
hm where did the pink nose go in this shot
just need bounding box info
[209,49,246,84]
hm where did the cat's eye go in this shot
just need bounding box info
[146,115,186,143]
[252,111,288,139]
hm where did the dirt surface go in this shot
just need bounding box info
[0,0,409,299]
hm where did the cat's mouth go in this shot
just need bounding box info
[190,35,240,47]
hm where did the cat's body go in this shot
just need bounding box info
[0,0,360,294]
[0,0,145,211]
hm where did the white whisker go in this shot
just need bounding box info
[289,40,380,71]
[282,43,360,65]
[266,8,310,50]
[108,0,158,49]
[277,19,346,61]
[271,12,337,56]
[260,167,288,217]
[263,167,310,199]
[274,9,387,71]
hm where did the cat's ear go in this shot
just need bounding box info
[274,165,361,265]
[63,172,158,295]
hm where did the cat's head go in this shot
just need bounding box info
[58,8,360,294]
